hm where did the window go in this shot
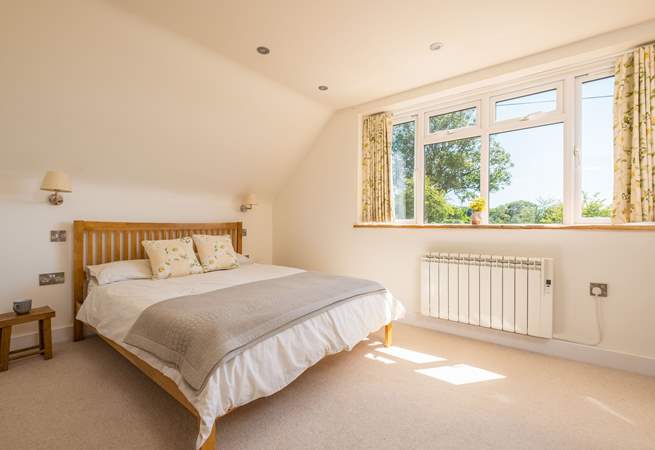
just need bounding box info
[391,119,416,221]
[384,59,615,226]
[494,89,558,122]
[577,75,614,220]
[424,137,480,224]
[489,124,564,224]
[428,107,477,134]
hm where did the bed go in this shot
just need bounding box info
[72,221,404,449]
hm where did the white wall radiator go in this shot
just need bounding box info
[420,253,554,338]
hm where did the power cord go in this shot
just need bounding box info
[553,293,603,346]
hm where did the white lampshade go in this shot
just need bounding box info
[40,171,72,193]
[244,193,257,205]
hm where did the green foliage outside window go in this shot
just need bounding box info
[581,192,611,218]
[391,112,611,224]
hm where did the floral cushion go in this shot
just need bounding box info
[192,234,239,272]
[142,237,203,279]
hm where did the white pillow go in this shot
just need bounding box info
[87,259,152,285]
[192,234,239,272]
[142,237,203,279]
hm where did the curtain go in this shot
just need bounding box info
[612,44,655,223]
[361,112,392,222]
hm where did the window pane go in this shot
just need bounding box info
[424,137,480,224]
[580,76,614,218]
[392,121,415,220]
[495,89,557,122]
[489,123,563,224]
[429,107,477,133]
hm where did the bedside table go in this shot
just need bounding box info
[0,306,56,371]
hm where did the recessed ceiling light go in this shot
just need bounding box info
[429,42,444,52]
[318,85,328,91]
[256,46,270,55]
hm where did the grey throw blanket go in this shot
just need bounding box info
[124,272,385,391]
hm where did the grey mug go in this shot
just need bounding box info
[13,299,32,315]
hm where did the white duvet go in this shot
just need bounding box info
[76,263,405,449]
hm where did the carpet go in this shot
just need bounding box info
[1,323,653,449]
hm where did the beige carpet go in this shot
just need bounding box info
[1,323,654,450]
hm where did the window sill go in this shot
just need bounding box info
[353,223,655,231]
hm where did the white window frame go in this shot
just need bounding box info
[487,81,567,224]
[384,59,615,226]
[391,115,418,224]
[424,101,481,142]
[573,69,615,224]
[490,81,564,128]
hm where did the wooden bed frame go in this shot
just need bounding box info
[73,220,392,450]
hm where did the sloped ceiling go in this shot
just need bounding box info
[106,0,655,108]
[4,1,655,200]
[1,0,331,200]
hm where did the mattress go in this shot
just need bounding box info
[76,263,405,448]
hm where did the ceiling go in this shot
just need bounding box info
[107,0,655,109]
[4,0,655,203]
[2,0,331,199]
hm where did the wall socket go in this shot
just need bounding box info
[50,230,67,242]
[39,272,65,286]
[590,282,608,297]
[242,228,247,237]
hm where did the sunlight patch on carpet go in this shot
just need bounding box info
[375,346,446,364]
[364,353,397,364]
[415,364,505,385]
[585,397,634,424]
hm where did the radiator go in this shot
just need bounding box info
[420,253,554,338]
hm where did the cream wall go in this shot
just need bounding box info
[274,28,655,362]
[2,0,654,365]
[0,0,330,201]
[0,0,329,342]
[0,174,272,341]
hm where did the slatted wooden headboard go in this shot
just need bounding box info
[72,220,243,341]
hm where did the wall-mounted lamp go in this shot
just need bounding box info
[240,194,257,213]
[40,171,72,205]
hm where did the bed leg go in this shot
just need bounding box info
[384,323,393,347]
[199,420,217,450]
[73,319,84,342]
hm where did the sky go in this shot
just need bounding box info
[580,76,614,204]
[473,77,613,208]
[489,123,564,207]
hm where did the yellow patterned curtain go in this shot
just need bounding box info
[361,112,392,222]
[612,44,655,223]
